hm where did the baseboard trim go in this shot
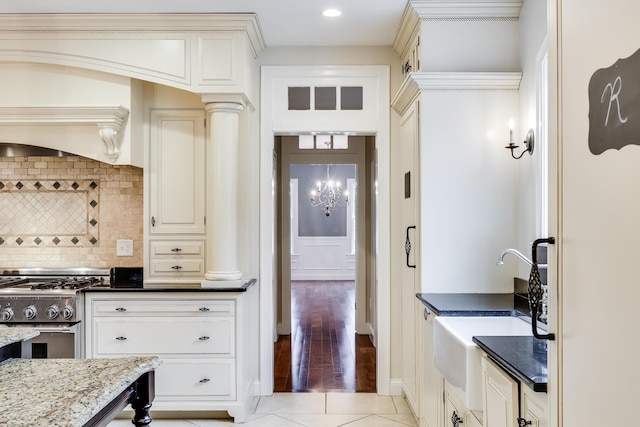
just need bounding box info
[389,379,403,396]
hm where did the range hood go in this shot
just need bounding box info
[0,143,73,157]
[0,105,138,165]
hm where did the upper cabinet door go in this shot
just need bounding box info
[149,109,206,235]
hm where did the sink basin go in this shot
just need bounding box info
[433,316,533,411]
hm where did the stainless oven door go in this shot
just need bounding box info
[22,324,78,359]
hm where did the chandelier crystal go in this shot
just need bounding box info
[309,164,349,217]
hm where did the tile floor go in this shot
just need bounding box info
[108,393,417,427]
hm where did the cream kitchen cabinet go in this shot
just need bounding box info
[443,380,483,427]
[419,306,441,427]
[482,355,548,427]
[482,356,518,427]
[519,383,548,427]
[84,291,258,422]
[147,109,206,284]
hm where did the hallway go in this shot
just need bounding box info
[274,280,376,392]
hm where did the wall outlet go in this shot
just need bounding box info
[116,239,134,256]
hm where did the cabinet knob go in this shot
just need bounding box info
[116,336,127,341]
[199,378,210,383]
[517,418,532,427]
[171,265,183,270]
[171,247,183,253]
[115,307,127,312]
[199,336,210,341]
[199,307,210,312]
[451,411,464,427]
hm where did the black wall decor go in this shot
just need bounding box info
[588,47,640,155]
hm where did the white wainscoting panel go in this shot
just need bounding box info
[291,237,355,280]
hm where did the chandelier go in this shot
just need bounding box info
[309,164,349,217]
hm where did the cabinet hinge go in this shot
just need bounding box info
[204,118,207,128]
[443,390,445,404]
[355,302,357,311]
[204,216,206,225]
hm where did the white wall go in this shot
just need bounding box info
[516,0,549,278]
[420,89,520,293]
[557,0,640,425]
[421,20,520,72]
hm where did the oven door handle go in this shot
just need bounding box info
[31,326,76,333]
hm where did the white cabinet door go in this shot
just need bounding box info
[419,306,440,427]
[149,109,205,235]
[400,97,420,413]
[482,356,518,427]
[520,386,548,427]
[444,381,467,427]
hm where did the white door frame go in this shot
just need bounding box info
[259,65,391,395]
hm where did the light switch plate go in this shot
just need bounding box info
[116,239,133,256]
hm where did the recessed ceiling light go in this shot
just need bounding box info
[322,9,342,17]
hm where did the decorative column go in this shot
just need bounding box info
[202,98,246,286]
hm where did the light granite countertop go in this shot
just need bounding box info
[0,328,40,349]
[0,356,160,427]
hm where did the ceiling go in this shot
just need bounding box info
[0,0,410,47]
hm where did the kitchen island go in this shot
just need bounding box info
[0,329,160,427]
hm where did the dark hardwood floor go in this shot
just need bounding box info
[273,280,376,393]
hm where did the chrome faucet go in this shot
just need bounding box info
[497,245,551,330]
[496,248,533,267]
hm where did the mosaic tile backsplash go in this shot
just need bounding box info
[0,156,143,269]
[0,179,99,247]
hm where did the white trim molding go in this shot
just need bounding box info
[0,14,264,100]
[391,72,522,115]
[0,105,129,159]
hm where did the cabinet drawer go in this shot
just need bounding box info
[155,359,234,399]
[150,259,204,275]
[92,299,235,317]
[93,317,234,356]
[150,241,205,256]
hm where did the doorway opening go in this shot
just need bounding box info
[273,136,377,392]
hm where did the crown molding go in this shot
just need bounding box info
[0,105,130,159]
[0,13,265,56]
[391,72,522,114]
[410,1,522,19]
[393,1,522,56]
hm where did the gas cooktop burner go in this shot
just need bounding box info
[0,277,29,288]
[29,277,105,291]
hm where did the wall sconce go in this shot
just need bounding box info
[505,119,535,159]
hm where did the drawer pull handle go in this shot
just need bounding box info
[199,336,210,341]
[171,265,183,270]
[171,247,183,252]
[116,336,127,341]
[199,378,210,383]
[115,307,127,312]
[199,307,210,312]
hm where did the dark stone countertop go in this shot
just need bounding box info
[85,278,257,293]
[472,335,548,392]
[416,292,527,316]
[416,292,547,392]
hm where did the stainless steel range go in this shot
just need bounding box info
[0,268,110,358]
